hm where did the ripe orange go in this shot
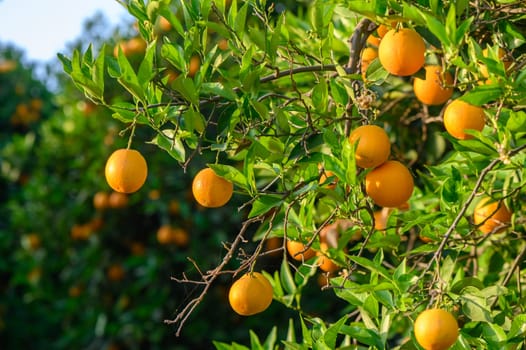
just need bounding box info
[172,227,190,247]
[105,149,148,194]
[377,22,397,38]
[71,224,92,240]
[218,38,229,51]
[108,191,129,208]
[264,237,283,257]
[379,28,426,76]
[192,167,233,208]
[93,191,110,210]
[125,37,147,55]
[365,160,414,208]
[68,285,83,298]
[366,34,381,47]
[473,197,512,234]
[414,308,459,350]
[443,99,485,140]
[349,125,391,169]
[188,55,200,77]
[413,65,454,105]
[361,47,378,74]
[157,225,174,245]
[286,239,316,261]
[228,272,273,316]
[157,16,171,32]
[316,243,340,273]
[130,241,146,256]
[107,264,125,282]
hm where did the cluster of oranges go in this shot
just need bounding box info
[364,22,513,237]
[364,22,501,143]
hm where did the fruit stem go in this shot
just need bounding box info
[127,120,137,150]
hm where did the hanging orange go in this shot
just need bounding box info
[378,28,426,76]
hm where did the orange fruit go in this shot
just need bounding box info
[130,242,146,256]
[443,99,485,140]
[413,65,454,105]
[361,47,378,74]
[148,189,161,200]
[366,34,381,47]
[473,197,512,234]
[88,217,104,231]
[108,191,129,208]
[70,224,92,240]
[218,38,229,51]
[349,125,391,169]
[192,168,233,208]
[105,149,148,193]
[68,285,83,298]
[168,199,181,215]
[414,308,459,350]
[188,55,200,77]
[286,239,316,261]
[157,16,171,32]
[0,60,17,73]
[157,225,174,245]
[228,272,273,316]
[365,160,414,208]
[377,22,398,38]
[172,227,190,247]
[22,233,41,250]
[264,237,283,257]
[93,191,110,210]
[107,264,125,281]
[316,243,341,273]
[379,28,426,76]
[125,37,147,55]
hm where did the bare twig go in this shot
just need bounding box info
[419,142,526,278]
[164,214,265,336]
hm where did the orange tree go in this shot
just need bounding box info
[52,0,526,348]
[1,15,304,349]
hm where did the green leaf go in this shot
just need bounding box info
[459,286,492,322]
[280,259,297,295]
[183,108,206,134]
[116,47,145,101]
[340,324,383,348]
[459,85,503,106]
[161,43,185,71]
[248,195,283,218]
[207,163,248,191]
[508,314,526,340]
[148,129,185,162]
[138,40,156,88]
[234,2,248,37]
[312,79,328,113]
[171,76,199,105]
[507,111,526,133]
[92,46,106,99]
[201,82,237,101]
[57,53,72,74]
[323,316,348,349]
[249,330,264,350]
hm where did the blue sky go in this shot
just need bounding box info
[0,0,129,62]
